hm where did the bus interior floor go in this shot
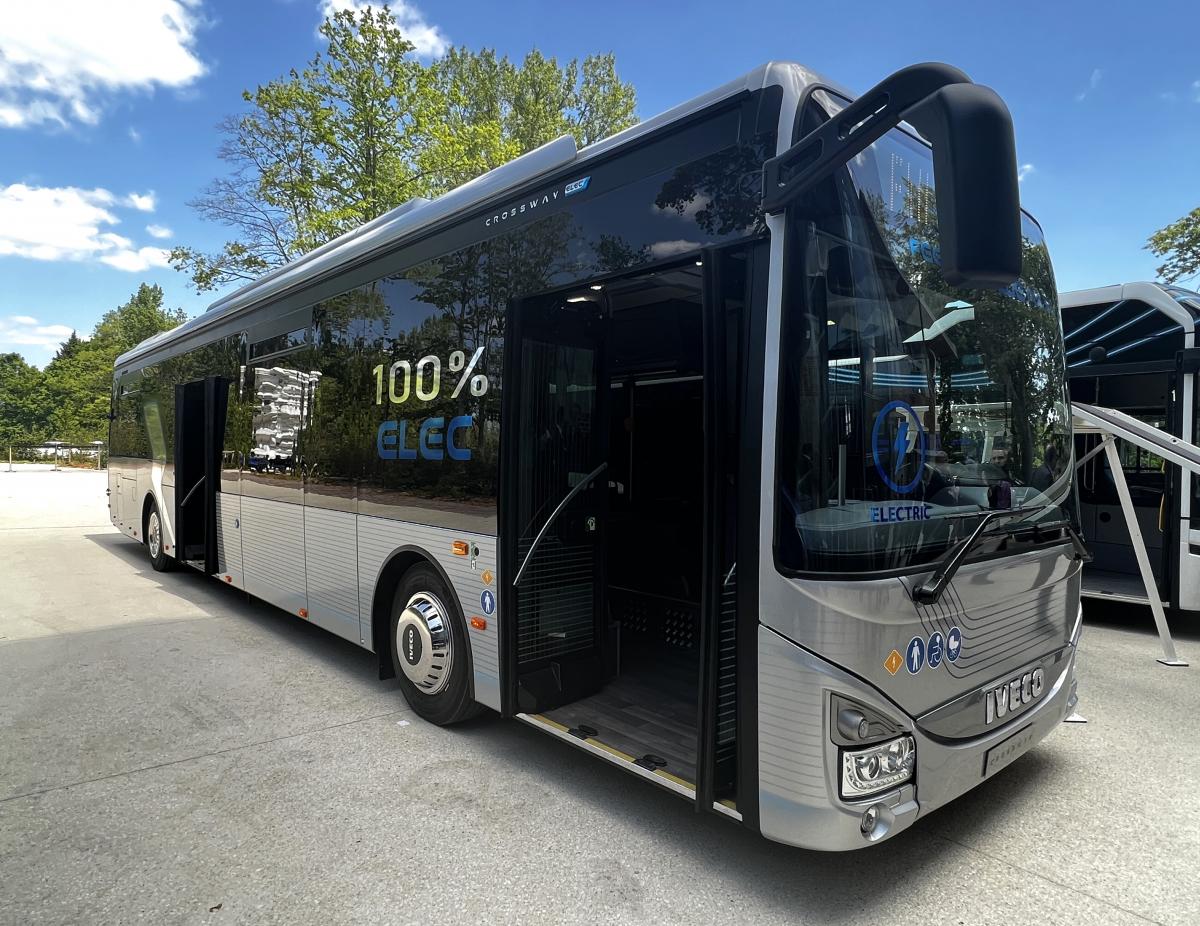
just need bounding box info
[542,646,699,785]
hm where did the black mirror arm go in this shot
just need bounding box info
[762,62,971,214]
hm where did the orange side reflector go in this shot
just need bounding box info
[298,608,308,619]
[224,575,232,583]
[451,540,469,556]
[470,617,487,631]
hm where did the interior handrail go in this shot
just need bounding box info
[513,461,607,587]
[179,474,206,509]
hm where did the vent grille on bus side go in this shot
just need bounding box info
[516,535,596,664]
[609,587,698,648]
[714,575,738,792]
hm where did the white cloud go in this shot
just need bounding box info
[128,126,142,143]
[146,224,173,239]
[654,194,711,221]
[126,192,156,212]
[1075,68,1102,102]
[0,1,206,130]
[0,315,78,353]
[101,246,171,272]
[1017,163,1035,183]
[320,1,449,58]
[649,239,704,259]
[1193,79,1200,103]
[0,183,170,272]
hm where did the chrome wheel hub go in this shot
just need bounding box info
[148,511,161,559]
[395,591,453,695]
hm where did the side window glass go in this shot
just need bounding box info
[143,397,167,463]
[249,364,311,477]
[353,246,504,530]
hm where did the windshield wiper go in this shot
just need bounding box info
[1022,518,1091,563]
[911,505,1086,605]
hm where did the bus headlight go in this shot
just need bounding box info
[840,735,916,798]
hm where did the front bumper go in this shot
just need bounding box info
[757,610,1081,851]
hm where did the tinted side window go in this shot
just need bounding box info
[302,300,368,511]
[356,248,503,532]
[111,374,150,460]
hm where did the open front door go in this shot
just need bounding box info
[174,376,230,572]
[503,292,610,714]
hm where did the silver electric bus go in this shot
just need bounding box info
[1062,281,1200,612]
[109,61,1084,850]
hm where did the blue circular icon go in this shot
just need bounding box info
[927,631,945,668]
[480,589,496,615]
[871,400,926,495]
[946,626,962,662]
[905,635,925,674]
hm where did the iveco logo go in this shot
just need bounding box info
[403,624,422,665]
[985,666,1045,725]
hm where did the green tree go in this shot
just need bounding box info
[53,331,83,363]
[39,284,186,445]
[1147,207,1200,283]
[171,4,637,292]
[0,353,49,445]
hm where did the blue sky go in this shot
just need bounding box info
[2,0,1199,364]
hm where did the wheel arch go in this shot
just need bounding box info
[371,544,474,694]
[140,492,157,545]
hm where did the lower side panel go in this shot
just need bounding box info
[215,492,243,589]
[304,506,360,644]
[357,515,501,711]
[240,495,307,618]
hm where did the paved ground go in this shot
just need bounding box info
[1,469,1198,925]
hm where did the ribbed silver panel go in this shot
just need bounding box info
[214,492,243,589]
[759,548,1077,716]
[357,515,500,711]
[303,506,360,643]
[914,579,1068,683]
[758,626,827,805]
[240,495,307,617]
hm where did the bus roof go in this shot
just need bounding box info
[117,60,825,369]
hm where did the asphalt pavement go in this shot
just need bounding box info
[1,468,1197,925]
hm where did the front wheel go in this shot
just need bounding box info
[390,564,479,725]
[146,502,172,572]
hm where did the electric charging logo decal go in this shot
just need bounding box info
[872,400,926,495]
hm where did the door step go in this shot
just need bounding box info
[517,712,696,798]
[517,712,742,820]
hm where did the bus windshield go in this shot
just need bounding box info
[776,121,1072,574]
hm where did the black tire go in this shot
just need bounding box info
[145,501,173,572]
[390,563,479,725]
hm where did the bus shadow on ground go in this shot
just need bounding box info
[451,714,1066,918]
[82,528,1064,915]
[82,529,394,690]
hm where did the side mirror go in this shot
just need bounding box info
[904,83,1020,287]
[762,62,1022,289]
